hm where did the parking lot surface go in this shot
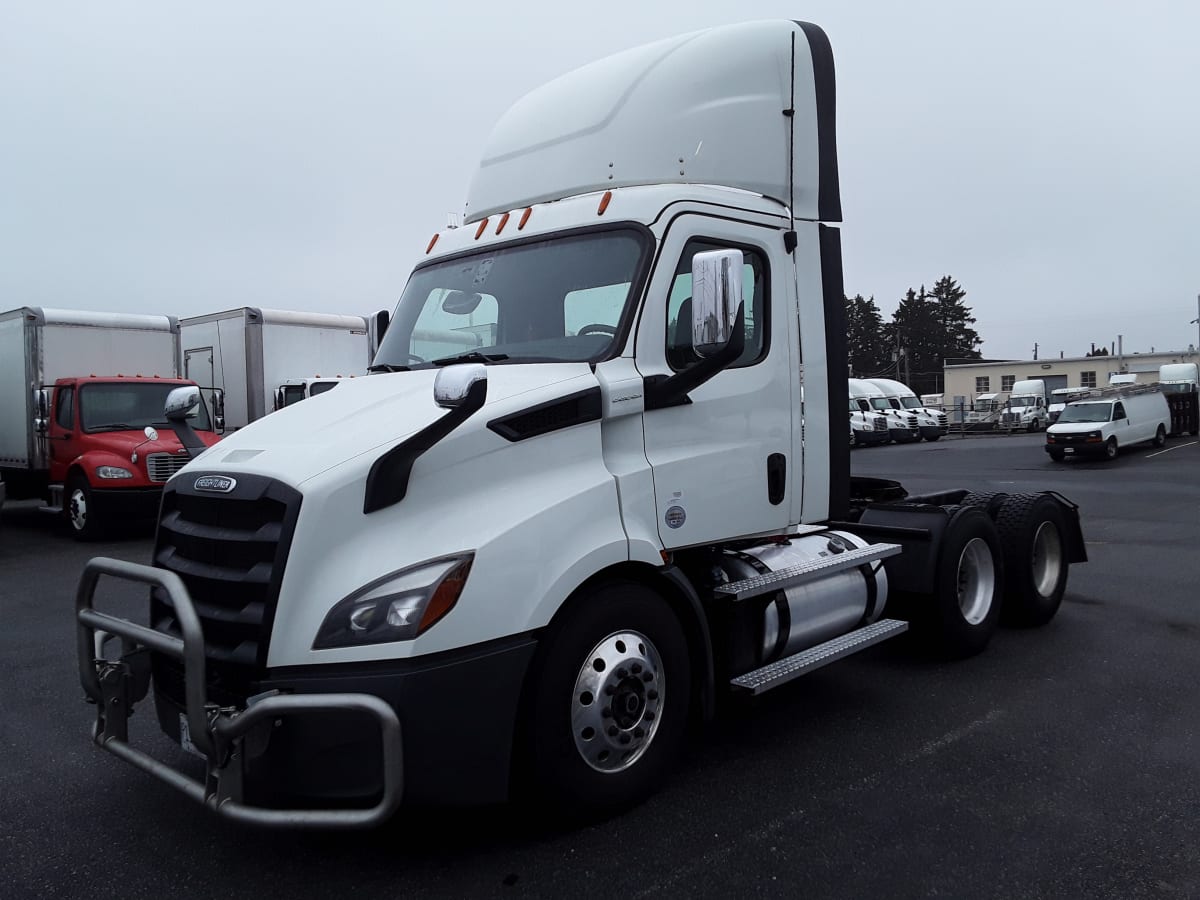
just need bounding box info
[2,432,1198,898]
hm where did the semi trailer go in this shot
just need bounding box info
[0,307,221,539]
[77,20,1087,827]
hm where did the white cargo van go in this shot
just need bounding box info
[1045,387,1171,461]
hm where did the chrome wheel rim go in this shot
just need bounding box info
[69,488,88,532]
[571,630,664,774]
[1031,521,1064,597]
[957,537,995,625]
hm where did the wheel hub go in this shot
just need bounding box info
[70,489,88,531]
[571,630,664,773]
[956,537,995,625]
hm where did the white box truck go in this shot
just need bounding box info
[0,307,221,538]
[179,307,381,430]
[1000,379,1049,432]
[77,21,1087,827]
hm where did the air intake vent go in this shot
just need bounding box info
[488,387,602,442]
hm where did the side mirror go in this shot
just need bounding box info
[690,249,744,358]
[211,388,225,418]
[144,426,159,442]
[434,364,487,410]
[164,386,201,422]
[33,388,50,434]
[274,386,285,411]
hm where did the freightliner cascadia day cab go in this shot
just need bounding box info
[865,378,946,441]
[849,377,919,442]
[180,307,386,430]
[0,307,222,539]
[76,21,1087,827]
[847,397,890,447]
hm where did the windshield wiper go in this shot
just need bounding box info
[431,351,509,367]
[88,423,136,431]
[368,363,412,373]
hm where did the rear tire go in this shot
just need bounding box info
[1103,437,1118,460]
[522,581,691,818]
[1152,424,1166,448]
[994,494,1069,626]
[922,506,1004,658]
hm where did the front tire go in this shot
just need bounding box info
[523,581,691,817]
[65,473,104,541]
[1153,424,1166,448]
[994,494,1069,626]
[1103,437,1119,460]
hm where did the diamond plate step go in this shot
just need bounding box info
[730,618,909,695]
[714,542,902,602]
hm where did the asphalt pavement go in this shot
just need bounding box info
[1,431,1197,898]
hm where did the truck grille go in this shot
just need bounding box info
[873,418,888,432]
[1001,412,1020,426]
[905,414,919,429]
[147,452,191,483]
[150,474,301,707]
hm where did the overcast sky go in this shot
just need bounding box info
[2,0,1198,361]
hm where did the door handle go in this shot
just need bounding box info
[767,453,786,506]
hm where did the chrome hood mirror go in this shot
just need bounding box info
[434,364,488,410]
[690,249,744,358]
[164,386,201,422]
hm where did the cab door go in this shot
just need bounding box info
[47,383,80,483]
[636,215,796,548]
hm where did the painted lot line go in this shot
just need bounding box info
[1145,440,1199,458]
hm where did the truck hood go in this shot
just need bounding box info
[1047,422,1105,435]
[183,363,596,486]
[81,428,202,459]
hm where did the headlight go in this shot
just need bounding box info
[313,554,474,649]
[96,466,134,479]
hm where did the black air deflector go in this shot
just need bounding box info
[487,388,602,442]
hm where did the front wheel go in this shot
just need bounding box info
[65,473,104,541]
[522,581,691,817]
[1103,437,1119,460]
[1027,418,1040,433]
[1152,424,1166,448]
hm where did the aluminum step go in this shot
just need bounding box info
[730,618,909,695]
[38,484,64,516]
[714,542,902,602]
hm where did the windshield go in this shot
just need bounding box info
[900,397,922,409]
[80,382,212,433]
[309,381,339,397]
[1009,397,1036,408]
[374,228,648,368]
[1056,402,1112,424]
[848,399,860,413]
[870,398,892,411]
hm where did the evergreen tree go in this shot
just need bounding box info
[883,277,982,396]
[844,293,888,376]
[928,276,982,362]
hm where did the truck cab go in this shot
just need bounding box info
[849,378,920,442]
[76,20,1087,827]
[1001,379,1048,432]
[848,396,890,447]
[866,378,946,441]
[42,375,221,538]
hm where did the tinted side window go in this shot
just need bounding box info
[1113,403,1125,420]
[56,386,74,429]
[666,241,767,371]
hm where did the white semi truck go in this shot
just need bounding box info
[866,378,947,441]
[1000,379,1048,432]
[180,307,385,430]
[76,21,1087,827]
[849,378,920,442]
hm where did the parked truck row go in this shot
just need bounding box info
[77,20,1088,828]
[1,305,387,537]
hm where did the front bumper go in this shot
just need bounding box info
[1045,438,1105,456]
[91,486,163,521]
[888,427,921,442]
[77,557,536,827]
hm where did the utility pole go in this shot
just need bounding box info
[1032,342,1038,360]
[1191,293,1199,356]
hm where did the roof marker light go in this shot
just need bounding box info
[518,207,532,230]
[597,191,612,216]
[426,233,439,254]
[495,212,510,235]
[474,218,489,239]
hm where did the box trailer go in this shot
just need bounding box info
[179,307,379,430]
[0,307,220,538]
